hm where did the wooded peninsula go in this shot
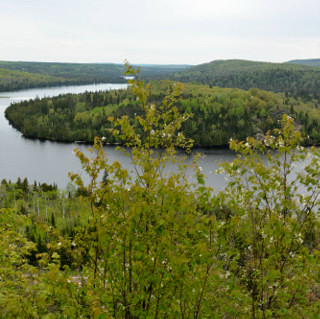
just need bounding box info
[5,80,320,147]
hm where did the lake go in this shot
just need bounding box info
[0,84,235,190]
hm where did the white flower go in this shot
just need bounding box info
[199,166,203,171]
[219,271,230,279]
[289,251,295,258]
[278,139,284,147]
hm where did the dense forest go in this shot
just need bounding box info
[5,80,320,147]
[0,61,190,92]
[1,71,320,317]
[161,59,320,98]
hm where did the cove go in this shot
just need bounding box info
[0,84,235,189]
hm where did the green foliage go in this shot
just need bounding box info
[218,115,320,317]
[67,65,225,317]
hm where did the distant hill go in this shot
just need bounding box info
[163,59,320,98]
[286,59,320,67]
[2,59,320,98]
[0,68,71,92]
[0,61,191,92]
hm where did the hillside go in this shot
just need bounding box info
[163,59,320,98]
[2,59,320,98]
[5,80,320,147]
[0,68,74,92]
[0,61,190,92]
[286,59,320,67]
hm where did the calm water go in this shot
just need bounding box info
[0,84,235,190]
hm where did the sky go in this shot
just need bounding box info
[0,0,319,65]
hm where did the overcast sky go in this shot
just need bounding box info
[0,0,319,65]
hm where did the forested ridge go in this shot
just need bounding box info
[0,68,76,92]
[162,59,320,98]
[5,80,320,147]
[0,61,190,92]
[286,58,320,67]
[1,68,320,317]
[2,59,320,95]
